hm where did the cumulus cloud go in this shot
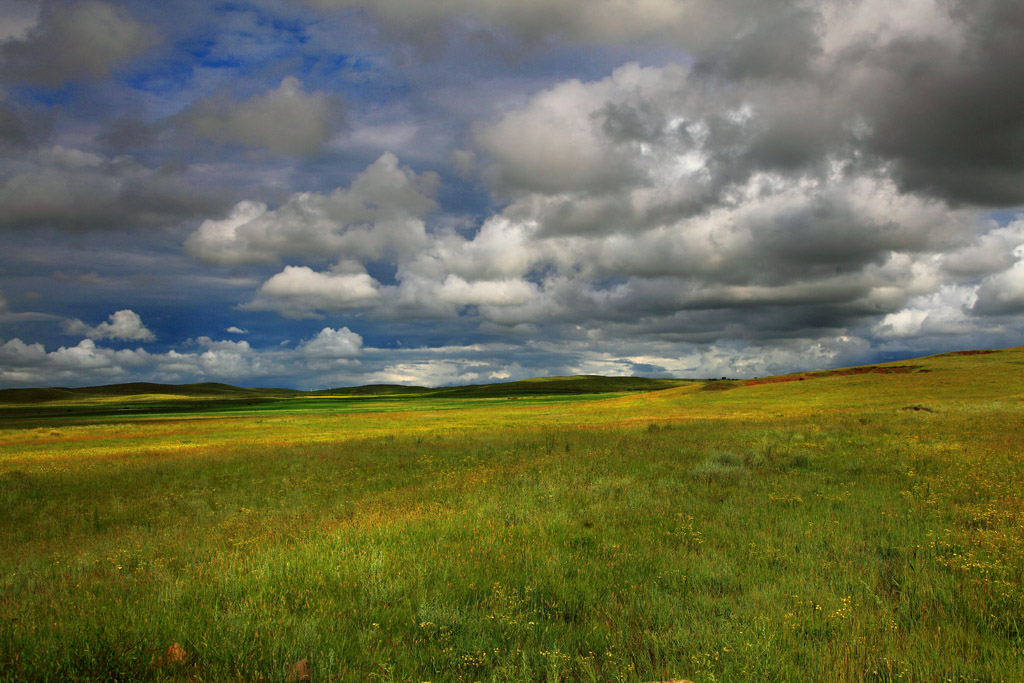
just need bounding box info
[973,260,1024,316]
[0,337,46,366]
[0,0,159,86]
[940,219,1024,278]
[185,152,439,265]
[0,330,358,388]
[873,286,981,339]
[64,309,156,342]
[244,266,381,317]
[0,337,154,386]
[187,337,265,379]
[299,326,363,359]
[181,77,342,156]
[204,144,1004,349]
[0,337,241,386]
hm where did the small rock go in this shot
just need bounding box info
[289,658,312,682]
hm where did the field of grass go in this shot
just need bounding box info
[1,350,1023,681]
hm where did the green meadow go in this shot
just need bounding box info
[1,350,1023,681]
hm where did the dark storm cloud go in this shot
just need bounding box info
[851,0,1024,205]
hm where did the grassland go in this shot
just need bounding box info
[1,350,1023,681]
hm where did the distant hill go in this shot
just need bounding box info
[0,382,299,404]
[0,375,688,404]
[433,375,689,398]
[311,384,431,396]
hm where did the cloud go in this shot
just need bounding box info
[0,337,47,365]
[181,77,342,156]
[200,148,1003,350]
[0,0,39,43]
[181,28,1024,370]
[940,220,1024,278]
[306,0,821,79]
[0,288,61,323]
[973,260,1024,316]
[451,149,477,178]
[0,331,362,388]
[0,336,265,386]
[843,0,1024,205]
[0,0,159,86]
[324,0,1024,206]
[63,309,156,342]
[299,326,363,359]
[185,152,439,264]
[225,326,248,334]
[189,337,266,379]
[474,60,850,214]
[0,102,29,150]
[0,337,158,386]
[873,286,981,339]
[243,266,381,317]
[0,147,232,231]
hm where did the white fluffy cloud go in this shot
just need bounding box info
[185,152,438,265]
[873,286,981,339]
[0,337,153,385]
[0,328,357,388]
[300,326,363,359]
[63,309,156,342]
[244,266,381,317]
[974,260,1024,316]
[182,77,341,156]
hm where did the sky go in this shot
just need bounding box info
[0,0,1022,389]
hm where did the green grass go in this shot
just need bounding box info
[1,350,1023,681]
